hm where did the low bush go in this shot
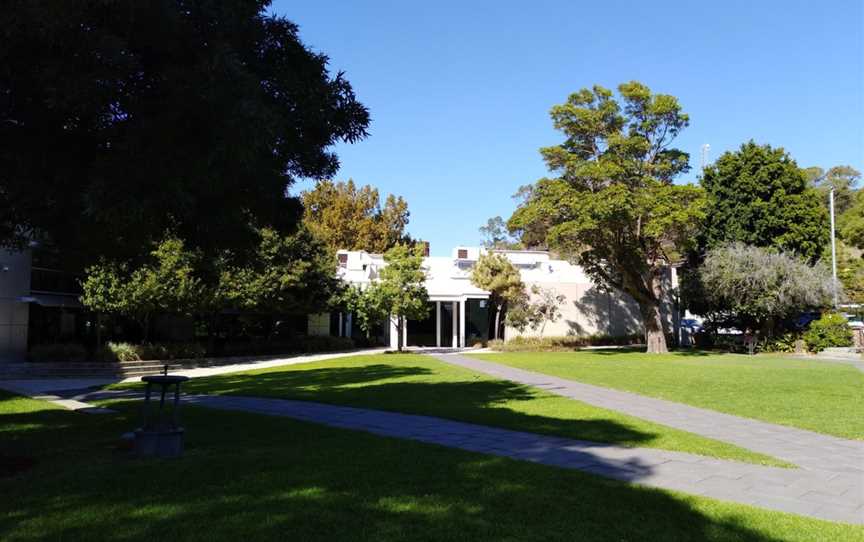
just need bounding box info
[803,313,853,353]
[488,334,642,352]
[28,343,88,362]
[98,342,206,362]
[757,332,802,353]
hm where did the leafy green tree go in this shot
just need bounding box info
[1,1,369,265]
[216,227,338,315]
[839,189,864,250]
[79,261,129,346]
[372,244,430,351]
[81,237,204,341]
[700,142,828,262]
[834,241,864,305]
[302,180,412,253]
[334,285,390,340]
[470,253,525,340]
[805,165,861,215]
[479,216,520,249]
[508,82,705,353]
[685,243,835,336]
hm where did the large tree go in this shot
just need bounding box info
[0,1,369,265]
[508,82,705,353]
[699,142,828,262]
[302,180,411,253]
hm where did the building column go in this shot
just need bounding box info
[345,313,352,339]
[435,301,441,347]
[337,312,343,337]
[458,299,466,348]
[451,301,458,348]
[389,316,399,350]
[402,317,408,348]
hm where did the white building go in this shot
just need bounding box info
[309,246,678,349]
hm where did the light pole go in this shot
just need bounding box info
[829,186,839,309]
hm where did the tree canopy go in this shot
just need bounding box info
[371,244,429,351]
[302,180,411,254]
[470,252,525,339]
[479,216,520,249]
[838,189,864,250]
[804,165,861,216]
[683,243,835,336]
[508,82,705,353]
[699,142,828,262]
[1,1,369,265]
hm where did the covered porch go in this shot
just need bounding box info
[390,296,490,349]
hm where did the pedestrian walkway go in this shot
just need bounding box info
[72,388,862,524]
[430,353,864,475]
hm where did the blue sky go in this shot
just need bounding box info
[272,0,863,256]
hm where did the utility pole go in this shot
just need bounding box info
[700,144,710,171]
[830,186,839,309]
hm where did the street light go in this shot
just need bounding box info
[829,185,839,309]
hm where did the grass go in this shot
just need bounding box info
[117,353,788,466]
[1,391,861,541]
[473,350,864,440]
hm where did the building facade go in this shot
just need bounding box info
[310,246,679,349]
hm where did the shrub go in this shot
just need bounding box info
[488,334,642,352]
[803,313,853,353]
[28,343,88,362]
[757,332,802,353]
[98,342,206,362]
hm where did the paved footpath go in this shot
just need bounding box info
[74,387,863,524]
[431,353,864,474]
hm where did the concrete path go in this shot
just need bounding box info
[69,388,863,524]
[0,349,387,396]
[430,353,864,475]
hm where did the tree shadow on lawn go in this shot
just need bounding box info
[179,364,662,448]
[0,404,814,542]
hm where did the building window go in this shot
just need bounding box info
[457,249,468,259]
[338,253,348,268]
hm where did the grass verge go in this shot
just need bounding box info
[473,350,864,439]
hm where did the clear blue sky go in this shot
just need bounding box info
[272,0,863,256]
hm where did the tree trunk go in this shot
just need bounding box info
[95,313,102,348]
[639,300,668,354]
[396,316,403,352]
[493,306,502,340]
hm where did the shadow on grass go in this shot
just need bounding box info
[176,363,659,447]
[0,401,815,542]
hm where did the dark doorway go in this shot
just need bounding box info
[440,301,454,347]
[406,302,437,346]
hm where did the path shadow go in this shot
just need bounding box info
[0,400,799,542]
[171,363,661,448]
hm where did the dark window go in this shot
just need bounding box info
[457,249,468,259]
[422,241,430,257]
[338,253,348,268]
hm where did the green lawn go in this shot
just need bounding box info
[473,351,864,440]
[129,354,785,465]
[1,392,860,541]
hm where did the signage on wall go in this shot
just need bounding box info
[479,300,486,308]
